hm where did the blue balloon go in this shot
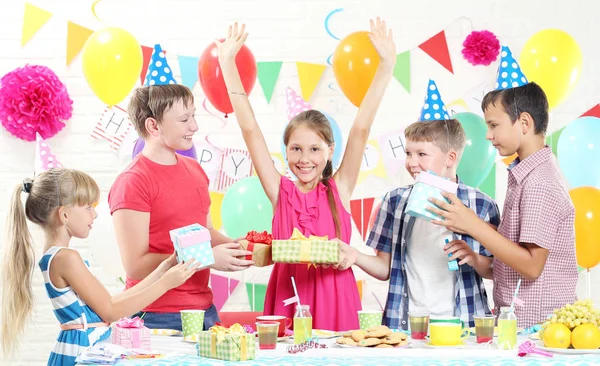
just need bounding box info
[280,113,344,178]
[557,116,600,189]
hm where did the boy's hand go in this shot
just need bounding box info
[444,240,477,266]
[215,22,248,62]
[427,192,481,235]
[334,239,357,271]
[368,17,396,69]
[212,243,254,271]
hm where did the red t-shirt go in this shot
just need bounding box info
[108,154,213,313]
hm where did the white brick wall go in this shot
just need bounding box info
[1,0,599,364]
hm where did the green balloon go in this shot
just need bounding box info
[221,176,273,239]
[455,112,497,188]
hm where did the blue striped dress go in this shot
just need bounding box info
[39,246,111,365]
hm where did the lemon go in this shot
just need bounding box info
[571,324,600,349]
[543,323,571,349]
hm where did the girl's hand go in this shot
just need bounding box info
[368,17,396,69]
[215,22,248,62]
[155,253,178,277]
[161,259,201,289]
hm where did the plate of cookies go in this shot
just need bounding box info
[335,325,409,348]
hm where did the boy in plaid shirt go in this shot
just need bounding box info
[339,119,500,330]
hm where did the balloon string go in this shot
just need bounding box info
[202,98,227,129]
[91,0,104,21]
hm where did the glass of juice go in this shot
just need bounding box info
[256,321,279,350]
[473,315,496,344]
[293,305,313,344]
[408,312,429,340]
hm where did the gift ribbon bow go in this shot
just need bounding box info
[209,323,248,360]
[289,228,328,264]
[115,317,144,329]
[244,231,273,260]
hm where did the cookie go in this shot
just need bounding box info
[396,340,409,347]
[381,333,406,345]
[374,343,393,348]
[343,331,353,338]
[351,330,367,342]
[366,326,392,338]
[336,337,357,346]
[357,337,382,347]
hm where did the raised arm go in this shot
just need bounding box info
[334,17,396,201]
[216,23,281,204]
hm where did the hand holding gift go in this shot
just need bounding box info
[238,231,274,267]
[405,171,458,222]
[169,224,215,268]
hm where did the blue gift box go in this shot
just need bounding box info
[169,223,215,268]
[405,171,458,222]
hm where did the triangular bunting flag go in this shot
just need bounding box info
[393,51,411,93]
[140,45,167,85]
[66,21,94,66]
[350,197,375,240]
[545,127,564,156]
[178,55,200,89]
[357,280,363,302]
[418,30,453,74]
[35,133,63,176]
[296,62,327,101]
[210,274,239,312]
[22,3,53,47]
[257,61,283,103]
[246,283,267,312]
[581,103,600,118]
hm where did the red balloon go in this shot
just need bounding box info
[198,40,257,116]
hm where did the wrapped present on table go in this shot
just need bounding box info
[111,317,151,350]
[238,230,274,267]
[405,171,458,222]
[169,223,215,268]
[196,323,256,361]
[272,228,339,264]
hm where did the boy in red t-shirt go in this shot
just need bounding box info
[108,44,253,331]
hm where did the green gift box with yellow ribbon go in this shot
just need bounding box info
[196,323,255,361]
[272,228,339,264]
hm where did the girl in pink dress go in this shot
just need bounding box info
[216,18,396,331]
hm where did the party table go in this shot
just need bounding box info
[80,334,600,366]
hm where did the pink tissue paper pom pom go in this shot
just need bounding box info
[462,30,501,66]
[0,64,73,141]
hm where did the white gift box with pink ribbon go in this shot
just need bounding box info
[405,171,458,222]
[111,317,151,350]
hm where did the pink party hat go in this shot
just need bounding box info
[35,133,63,176]
[286,87,312,121]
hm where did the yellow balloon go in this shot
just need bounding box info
[333,31,380,107]
[82,27,143,106]
[569,187,600,270]
[520,29,582,109]
[209,191,224,231]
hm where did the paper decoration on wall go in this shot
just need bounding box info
[178,56,200,89]
[246,283,267,312]
[418,30,453,74]
[495,46,528,90]
[90,105,133,152]
[296,62,327,101]
[350,197,375,240]
[211,274,239,312]
[446,99,470,116]
[357,280,364,302]
[144,44,176,86]
[35,133,63,176]
[393,51,411,93]
[22,3,53,47]
[196,138,223,191]
[208,192,224,231]
[546,127,564,156]
[378,129,406,179]
[358,140,387,185]
[286,87,311,121]
[216,148,253,191]
[257,62,283,103]
[140,45,155,84]
[478,163,496,199]
[581,103,600,118]
[419,79,450,121]
[66,21,94,66]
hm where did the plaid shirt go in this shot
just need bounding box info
[366,177,500,330]
[494,147,577,328]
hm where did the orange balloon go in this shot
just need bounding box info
[332,31,380,107]
[569,187,600,269]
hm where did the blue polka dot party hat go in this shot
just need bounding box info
[144,44,177,86]
[495,45,528,90]
[419,79,450,121]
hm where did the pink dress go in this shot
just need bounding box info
[263,176,362,331]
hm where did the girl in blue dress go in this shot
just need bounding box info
[1,168,199,365]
